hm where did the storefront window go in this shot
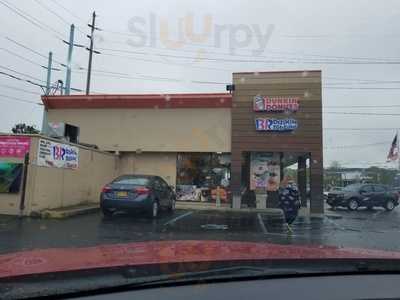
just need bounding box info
[176,153,231,203]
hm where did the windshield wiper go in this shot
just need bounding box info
[119,265,304,285]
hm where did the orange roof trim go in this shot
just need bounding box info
[42,93,233,109]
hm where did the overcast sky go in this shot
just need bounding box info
[1,0,400,168]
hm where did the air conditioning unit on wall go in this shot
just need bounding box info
[47,122,80,144]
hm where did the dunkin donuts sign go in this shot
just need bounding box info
[253,95,299,112]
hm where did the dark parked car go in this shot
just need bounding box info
[327,183,399,211]
[100,175,176,218]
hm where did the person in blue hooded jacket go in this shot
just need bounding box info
[278,176,301,232]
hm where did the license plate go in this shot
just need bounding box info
[116,191,128,197]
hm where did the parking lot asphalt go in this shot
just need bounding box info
[0,206,400,254]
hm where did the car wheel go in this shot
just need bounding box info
[102,207,113,218]
[150,201,159,218]
[384,199,395,211]
[348,199,359,211]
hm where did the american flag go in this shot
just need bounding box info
[387,134,399,162]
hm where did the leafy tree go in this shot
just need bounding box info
[11,123,40,134]
[329,160,341,170]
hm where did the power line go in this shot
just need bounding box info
[325,128,398,131]
[3,36,130,77]
[0,65,46,83]
[33,0,70,26]
[0,48,45,68]
[325,104,400,108]
[100,29,400,62]
[325,112,400,116]
[101,52,232,72]
[324,141,390,149]
[50,0,87,24]
[324,81,400,85]
[0,0,64,40]
[324,86,400,90]
[98,47,400,65]
[101,37,400,64]
[325,76,400,83]
[0,94,42,105]
[0,68,83,92]
[4,36,64,65]
[0,83,40,95]
[33,0,87,37]
[72,70,182,83]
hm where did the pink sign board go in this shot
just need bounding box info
[0,136,31,158]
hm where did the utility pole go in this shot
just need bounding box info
[64,24,75,95]
[41,51,53,134]
[45,52,53,95]
[86,11,101,95]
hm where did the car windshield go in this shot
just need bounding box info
[2,0,400,298]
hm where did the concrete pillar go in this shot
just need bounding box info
[280,152,284,181]
[310,152,324,214]
[232,194,241,209]
[256,192,267,209]
[230,151,242,209]
[298,156,307,207]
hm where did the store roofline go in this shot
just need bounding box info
[233,70,321,75]
[41,93,232,110]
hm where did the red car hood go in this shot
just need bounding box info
[1,240,400,279]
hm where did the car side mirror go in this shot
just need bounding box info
[169,185,175,191]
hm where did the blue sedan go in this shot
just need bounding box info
[100,175,176,218]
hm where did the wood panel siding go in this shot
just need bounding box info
[230,70,323,213]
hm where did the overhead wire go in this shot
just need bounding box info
[0,0,64,40]
[50,0,88,25]
[0,83,40,95]
[33,0,87,37]
[97,47,400,65]
[100,28,400,62]
[0,93,42,105]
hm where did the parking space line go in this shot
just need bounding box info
[372,210,383,219]
[163,211,193,227]
[257,213,268,234]
[326,217,344,229]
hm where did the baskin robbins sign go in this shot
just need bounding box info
[37,139,79,169]
[255,118,298,132]
[253,95,299,132]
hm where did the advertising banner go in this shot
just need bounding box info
[250,152,280,191]
[255,118,298,132]
[0,136,31,158]
[253,95,300,112]
[176,185,201,201]
[0,162,23,193]
[37,139,79,169]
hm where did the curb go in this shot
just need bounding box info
[175,203,284,215]
[40,206,99,219]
